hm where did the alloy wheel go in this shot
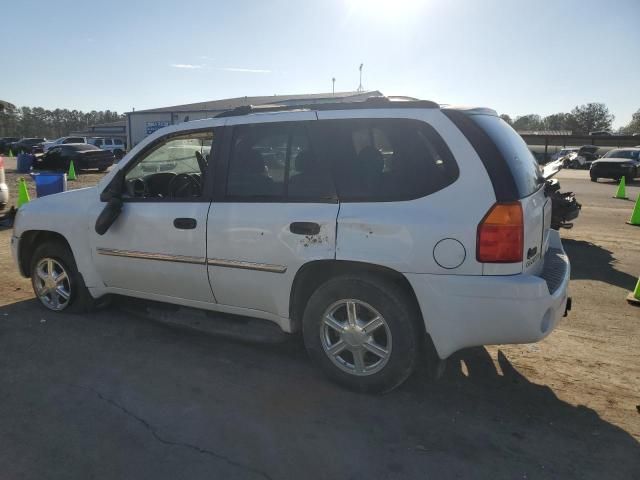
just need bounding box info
[320,299,392,376]
[32,257,71,311]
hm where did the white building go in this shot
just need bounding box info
[125,90,382,147]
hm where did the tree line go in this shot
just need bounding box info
[500,102,640,135]
[0,104,125,139]
[1,101,638,139]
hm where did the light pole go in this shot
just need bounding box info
[357,63,363,92]
[332,77,335,96]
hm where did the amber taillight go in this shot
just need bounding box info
[477,202,523,263]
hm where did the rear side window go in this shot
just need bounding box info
[311,118,458,201]
[470,115,544,197]
[226,123,335,201]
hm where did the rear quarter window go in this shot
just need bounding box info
[470,115,544,197]
[311,118,459,202]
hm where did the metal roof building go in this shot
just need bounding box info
[125,90,382,146]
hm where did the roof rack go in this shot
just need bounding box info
[215,96,440,118]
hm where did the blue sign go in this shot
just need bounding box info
[145,121,170,135]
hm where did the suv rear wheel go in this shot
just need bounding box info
[302,274,421,393]
[30,240,97,313]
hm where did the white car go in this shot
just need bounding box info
[43,136,88,152]
[11,98,571,392]
[551,147,579,161]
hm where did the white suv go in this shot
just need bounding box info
[11,98,571,392]
[88,137,127,160]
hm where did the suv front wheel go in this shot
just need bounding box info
[30,240,97,313]
[302,274,422,393]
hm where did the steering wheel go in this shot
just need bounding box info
[195,151,207,174]
[167,173,201,198]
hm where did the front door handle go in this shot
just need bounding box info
[174,218,197,229]
[290,222,320,235]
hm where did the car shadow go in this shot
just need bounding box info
[563,238,637,290]
[0,298,638,479]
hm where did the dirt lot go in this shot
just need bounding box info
[0,158,639,479]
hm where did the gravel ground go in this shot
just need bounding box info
[0,158,638,479]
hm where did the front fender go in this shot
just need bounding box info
[14,187,103,288]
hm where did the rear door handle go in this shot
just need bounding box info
[174,218,197,229]
[290,222,320,235]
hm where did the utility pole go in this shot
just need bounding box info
[357,63,364,92]
[332,77,335,96]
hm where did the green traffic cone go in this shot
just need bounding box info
[8,149,14,158]
[67,160,77,181]
[627,194,640,227]
[627,277,640,306]
[17,177,30,208]
[613,177,628,199]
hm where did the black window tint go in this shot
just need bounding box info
[227,123,335,200]
[470,115,544,197]
[313,119,459,201]
[228,125,286,197]
[288,128,335,199]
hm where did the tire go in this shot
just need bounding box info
[302,274,422,393]
[30,240,98,313]
[114,150,124,160]
[590,176,598,182]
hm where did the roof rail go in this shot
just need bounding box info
[215,96,440,118]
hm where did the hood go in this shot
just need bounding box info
[13,186,97,237]
[542,158,564,179]
[592,158,638,165]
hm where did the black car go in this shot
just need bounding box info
[34,144,115,172]
[0,137,20,154]
[590,148,640,182]
[11,138,46,154]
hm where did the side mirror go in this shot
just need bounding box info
[95,197,123,235]
[100,169,125,201]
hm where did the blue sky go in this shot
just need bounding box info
[1,0,639,127]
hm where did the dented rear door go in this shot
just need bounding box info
[206,113,339,321]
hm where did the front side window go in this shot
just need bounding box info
[124,130,213,199]
[313,118,459,201]
[226,123,334,200]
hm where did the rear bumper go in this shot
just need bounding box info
[406,230,570,359]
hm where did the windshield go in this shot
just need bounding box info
[603,149,639,160]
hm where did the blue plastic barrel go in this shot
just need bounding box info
[16,153,34,173]
[33,172,67,197]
